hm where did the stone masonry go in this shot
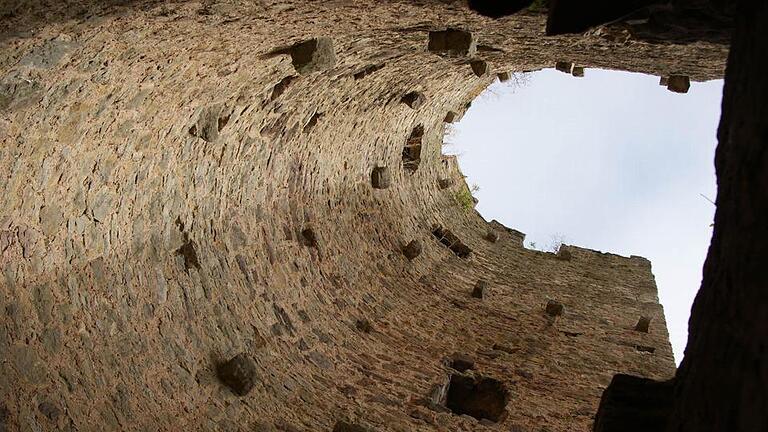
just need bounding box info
[0,1,727,431]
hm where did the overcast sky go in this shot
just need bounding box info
[448,68,724,364]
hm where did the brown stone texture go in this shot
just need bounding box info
[0,1,729,431]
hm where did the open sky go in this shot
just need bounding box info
[447,68,724,364]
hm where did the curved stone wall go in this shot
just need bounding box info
[0,1,727,431]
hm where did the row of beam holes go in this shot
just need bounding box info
[431,225,473,258]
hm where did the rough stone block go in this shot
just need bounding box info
[484,230,499,243]
[472,280,488,299]
[545,300,564,316]
[497,71,510,82]
[555,61,574,73]
[401,91,425,109]
[403,240,422,260]
[556,246,572,261]
[285,37,336,74]
[217,353,258,396]
[371,166,391,189]
[571,66,585,77]
[428,29,477,57]
[448,353,474,372]
[444,111,457,123]
[666,75,690,93]
[470,59,489,77]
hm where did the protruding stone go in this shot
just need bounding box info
[284,37,336,75]
[444,111,457,123]
[556,246,572,261]
[371,166,391,189]
[448,353,475,372]
[571,66,585,77]
[401,91,425,109]
[484,230,499,243]
[217,353,258,396]
[470,59,490,77]
[428,29,477,57]
[555,61,573,73]
[403,239,422,260]
[545,300,564,316]
[497,71,510,82]
[666,75,690,93]
[634,316,652,333]
[659,76,669,86]
[472,280,489,299]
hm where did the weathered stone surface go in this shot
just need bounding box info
[18,35,77,69]
[572,66,585,77]
[0,1,731,431]
[497,71,510,82]
[428,29,477,57]
[217,353,258,396]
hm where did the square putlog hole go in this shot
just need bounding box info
[445,374,509,422]
[217,353,258,396]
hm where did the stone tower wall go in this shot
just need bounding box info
[0,1,726,431]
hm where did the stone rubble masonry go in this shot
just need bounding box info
[0,1,726,431]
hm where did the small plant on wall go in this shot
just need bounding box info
[454,183,480,210]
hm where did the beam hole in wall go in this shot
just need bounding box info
[432,225,473,258]
[402,125,423,173]
[444,374,509,422]
[443,67,724,364]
